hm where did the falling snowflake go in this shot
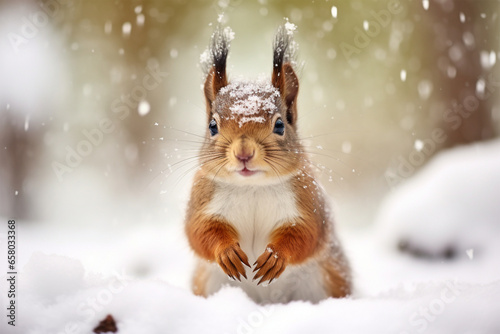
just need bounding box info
[414,139,424,152]
[138,101,151,116]
[331,6,337,18]
[400,69,407,82]
[122,22,132,36]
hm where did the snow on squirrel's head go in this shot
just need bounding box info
[198,22,303,185]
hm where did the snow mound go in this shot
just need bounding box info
[375,139,500,259]
[22,252,86,304]
[7,253,500,334]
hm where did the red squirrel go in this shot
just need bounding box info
[185,23,351,303]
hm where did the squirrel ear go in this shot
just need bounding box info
[204,67,227,114]
[203,26,230,118]
[272,24,299,126]
[273,63,299,126]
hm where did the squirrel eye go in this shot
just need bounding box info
[273,118,285,136]
[209,119,218,136]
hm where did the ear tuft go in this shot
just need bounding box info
[272,22,299,127]
[202,26,233,117]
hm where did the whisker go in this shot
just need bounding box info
[263,158,285,186]
[150,150,227,188]
[159,139,230,152]
[297,130,363,141]
[211,160,229,182]
[158,138,205,145]
[261,146,364,173]
[173,163,205,186]
[264,155,291,173]
[168,127,208,140]
[216,132,232,147]
[300,150,352,169]
[301,144,376,163]
[164,154,224,173]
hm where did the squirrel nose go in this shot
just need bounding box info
[235,151,254,162]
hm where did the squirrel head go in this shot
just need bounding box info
[200,24,302,185]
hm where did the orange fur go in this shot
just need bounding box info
[185,174,250,281]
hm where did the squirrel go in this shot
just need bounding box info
[185,23,351,304]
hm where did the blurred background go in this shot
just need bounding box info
[0,0,499,228]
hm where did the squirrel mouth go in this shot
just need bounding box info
[238,167,258,177]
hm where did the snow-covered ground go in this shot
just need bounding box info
[2,140,500,334]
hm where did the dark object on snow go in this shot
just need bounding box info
[398,239,456,260]
[93,314,118,333]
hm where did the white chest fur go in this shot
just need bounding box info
[206,181,299,261]
[203,180,328,303]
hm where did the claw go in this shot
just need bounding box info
[216,243,250,281]
[234,244,251,268]
[254,251,272,272]
[240,256,251,268]
[252,245,287,285]
[253,266,265,280]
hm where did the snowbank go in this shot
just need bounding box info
[2,140,500,333]
[3,250,500,334]
[376,139,500,260]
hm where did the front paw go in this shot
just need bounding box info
[215,243,250,281]
[253,244,287,285]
